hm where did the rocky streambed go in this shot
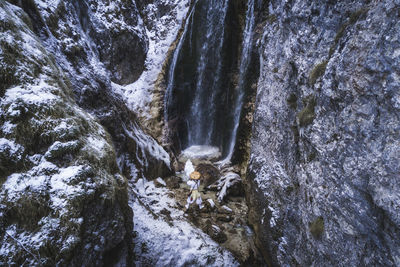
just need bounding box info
[130,146,264,265]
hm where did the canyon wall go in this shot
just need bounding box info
[248,0,400,265]
[0,0,171,265]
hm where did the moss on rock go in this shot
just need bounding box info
[287,93,298,109]
[297,95,316,127]
[309,216,324,239]
[309,60,328,85]
[329,8,369,57]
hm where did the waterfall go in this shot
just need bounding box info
[165,0,255,159]
[188,0,229,145]
[222,0,255,163]
[164,6,196,124]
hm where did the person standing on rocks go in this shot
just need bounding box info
[185,171,204,212]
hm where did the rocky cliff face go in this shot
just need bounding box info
[0,0,172,265]
[248,0,400,265]
[0,1,133,265]
[21,0,171,180]
[2,0,399,265]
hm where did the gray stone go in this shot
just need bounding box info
[248,0,400,266]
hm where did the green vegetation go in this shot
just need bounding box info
[307,151,316,162]
[309,216,324,239]
[0,40,21,96]
[297,95,316,127]
[309,60,328,85]
[329,8,369,57]
[287,93,298,109]
[141,242,148,253]
[267,14,277,23]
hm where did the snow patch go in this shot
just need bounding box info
[35,0,61,19]
[85,135,107,156]
[180,145,222,163]
[5,80,58,105]
[1,121,15,134]
[130,179,238,266]
[0,138,24,160]
[50,165,86,211]
[216,172,242,203]
[115,0,190,117]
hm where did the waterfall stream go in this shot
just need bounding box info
[223,0,255,163]
[165,0,255,160]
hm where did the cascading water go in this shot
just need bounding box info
[222,0,255,163]
[165,0,255,160]
[188,0,229,145]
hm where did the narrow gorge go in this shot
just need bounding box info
[1,0,399,266]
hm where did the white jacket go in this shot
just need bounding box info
[187,179,200,191]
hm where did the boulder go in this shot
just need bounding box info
[164,176,181,189]
[196,163,220,188]
[205,220,227,244]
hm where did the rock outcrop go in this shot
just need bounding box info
[0,0,174,265]
[0,2,132,265]
[3,0,400,265]
[10,0,171,179]
[248,0,400,265]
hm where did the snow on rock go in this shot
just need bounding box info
[115,0,190,117]
[179,145,222,165]
[1,0,234,266]
[5,81,57,105]
[28,0,171,180]
[0,138,24,161]
[215,172,243,203]
[130,179,239,266]
[0,2,133,265]
[248,1,400,265]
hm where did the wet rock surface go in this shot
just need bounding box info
[169,164,264,265]
[130,176,240,266]
[248,0,400,266]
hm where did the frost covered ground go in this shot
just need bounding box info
[130,178,239,266]
[113,0,190,118]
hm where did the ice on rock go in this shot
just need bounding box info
[207,199,216,208]
[216,172,242,203]
[184,159,195,180]
[115,0,191,117]
[179,145,222,165]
